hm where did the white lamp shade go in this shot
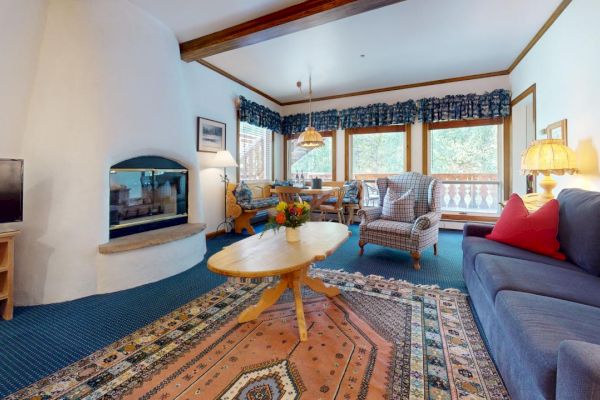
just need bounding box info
[211,150,238,168]
[521,139,577,175]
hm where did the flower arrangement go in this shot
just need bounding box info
[262,199,311,235]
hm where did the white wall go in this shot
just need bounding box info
[0,0,48,160]
[510,0,600,192]
[282,75,510,179]
[182,62,283,233]
[10,0,207,305]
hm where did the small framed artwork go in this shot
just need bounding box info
[537,119,568,144]
[197,117,226,153]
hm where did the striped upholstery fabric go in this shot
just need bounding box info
[381,188,415,222]
[359,172,442,255]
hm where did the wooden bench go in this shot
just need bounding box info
[226,182,277,235]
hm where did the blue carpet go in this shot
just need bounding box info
[0,224,465,397]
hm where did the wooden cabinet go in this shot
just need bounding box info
[0,231,18,320]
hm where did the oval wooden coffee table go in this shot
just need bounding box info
[208,222,350,341]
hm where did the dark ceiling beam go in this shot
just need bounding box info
[180,0,406,61]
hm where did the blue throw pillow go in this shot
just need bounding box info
[344,180,360,203]
[234,181,252,204]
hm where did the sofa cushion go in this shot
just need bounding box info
[239,197,279,210]
[462,236,578,273]
[325,196,359,205]
[474,254,599,308]
[234,181,252,204]
[365,220,412,236]
[486,194,564,260]
[382,188,415,222]
[495,291,600,399]
[272,179,293,187]
[557,188,600,275]
[344,180,360,203]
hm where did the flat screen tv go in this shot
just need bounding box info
[0,159,24,223]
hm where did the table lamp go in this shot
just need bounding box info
[209,150,238,232]
[521,139,577,201]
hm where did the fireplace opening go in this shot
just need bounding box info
[109,156,188,239]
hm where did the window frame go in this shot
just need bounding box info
[344,125,411,181]
[283,130,337,181]
[236,119,275,183]
[422,117,510,220]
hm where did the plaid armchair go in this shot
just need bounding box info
[357,172,442,270]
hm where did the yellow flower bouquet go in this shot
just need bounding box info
[262,199,311,235]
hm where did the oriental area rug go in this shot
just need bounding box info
[9,269,509,400]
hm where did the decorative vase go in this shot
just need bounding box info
[285,227,300,243]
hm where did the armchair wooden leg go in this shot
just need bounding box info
[359,240,366,256]
[411,251,421,270]
[434,243,438,256]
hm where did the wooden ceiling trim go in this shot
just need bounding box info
[196,60,283,106]
[280,70,509,106]
[180,0,406,61]
[508,0,572,73]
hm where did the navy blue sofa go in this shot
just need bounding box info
[463,189,600,400]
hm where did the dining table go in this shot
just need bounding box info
[270,186,335,209]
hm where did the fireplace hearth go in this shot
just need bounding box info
[109,156,188,239]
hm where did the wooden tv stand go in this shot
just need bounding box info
[0,230,19,320]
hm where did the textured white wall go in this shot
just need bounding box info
[0,0,48,160]
[510,0,600,192]
[182,62,282,233]
[12,0,206,305]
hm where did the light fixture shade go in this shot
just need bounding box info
[297,126,324,148]
[211,150,238,168]
[521,139,577,175]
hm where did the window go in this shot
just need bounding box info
[426,118,505,215]
[285,132,335,180]
[238,122,273,181]
[346,126,409,180]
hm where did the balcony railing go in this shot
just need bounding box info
[433,174,500,214]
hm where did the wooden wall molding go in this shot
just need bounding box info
[508,0,572,73]
[180,0,406,61]
[280,70,509,106]
[511,83,537,133]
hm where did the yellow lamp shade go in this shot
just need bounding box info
[297,126,324,148]
[521,139,577,176]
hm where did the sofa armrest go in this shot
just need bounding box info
[463,223,494,238]
[556,340,600,400]
[357,207,381,225]
[412,212,441,234]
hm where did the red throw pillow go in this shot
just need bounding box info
[486,193,565,260]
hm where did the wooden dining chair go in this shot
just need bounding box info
[273,186,303,205]
[319,187,347,224]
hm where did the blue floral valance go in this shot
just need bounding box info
[417,89,511,123]
[239,96,282,133]
[281,110,339,136]
[339,101,416,129]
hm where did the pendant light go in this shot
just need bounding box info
[296,75,324,148]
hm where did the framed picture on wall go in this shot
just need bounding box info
[197,117,226,153]
[536,119,568,144]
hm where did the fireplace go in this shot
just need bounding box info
[109,156,188,239]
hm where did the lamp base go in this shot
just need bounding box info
[539,173,557,200]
